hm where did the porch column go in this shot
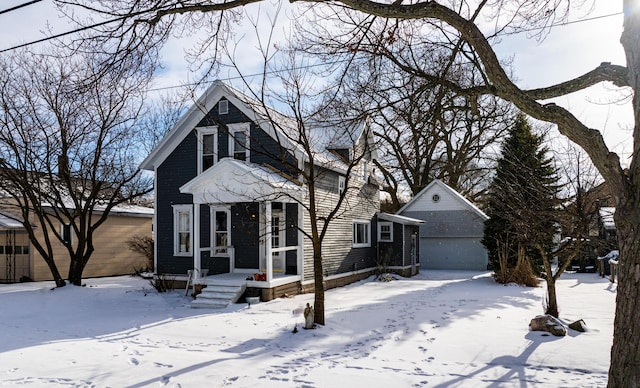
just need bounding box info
[265,201,273,282]
[193,203,201,279]
[297,203,303,276]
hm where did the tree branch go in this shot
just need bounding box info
[525,62,629,100]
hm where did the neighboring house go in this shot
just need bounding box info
[0,204,153,283]
[398,179,489,271]
[141,81,383,301]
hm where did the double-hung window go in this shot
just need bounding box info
[197,127,218,173]
[378,222,393,242]
[338,176,346,194]
[352,220,371,248]
[228,123,250,162]
[173,205,192,256]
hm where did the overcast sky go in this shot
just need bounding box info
[0,0,632,161]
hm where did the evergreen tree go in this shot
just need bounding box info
[482,114,560,285]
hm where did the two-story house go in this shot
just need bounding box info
[141,81,401,304]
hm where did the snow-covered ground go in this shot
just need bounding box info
[0,270,615,387]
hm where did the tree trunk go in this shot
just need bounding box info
[608,204,640,386]
[545,277,558,318]
[312,238,325,325]
[44,258,66,287]
[608,1,640,385]
[67,254,87,286]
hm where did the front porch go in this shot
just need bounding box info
[179,158,306,289]
[192,271,302,308]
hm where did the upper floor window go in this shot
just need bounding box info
[378,222,393,242]
[173,205,192,256]
[353,220,371,248]
[228,123,250,162]
[338,176,346,194]
[197,127,218,173]
[218,99,229,114]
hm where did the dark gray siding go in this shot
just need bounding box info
[377,222,405,267]
[196,99,297,175]
[156,132,197,275]
[156,98,300,275]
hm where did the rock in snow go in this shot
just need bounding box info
[529,314,567,336]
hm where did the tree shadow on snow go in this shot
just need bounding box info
[433,331,561,388]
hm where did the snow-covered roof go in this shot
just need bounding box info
[599,207,615,230]
[0,211,24,229]
[377,212,424,226]
[180,158,305,204]
[397,179,488,220]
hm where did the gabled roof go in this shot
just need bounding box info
[140,81,373,174]
[397,179,488,220]
[180,158,304,204]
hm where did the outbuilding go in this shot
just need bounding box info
[397,180,489,271]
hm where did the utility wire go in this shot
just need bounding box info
[0,0,43,15]
[0,7,623,55]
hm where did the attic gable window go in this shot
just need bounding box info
[197,127,218,174]
[218,99,229,114]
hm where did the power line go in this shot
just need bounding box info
[0,15,128,54]
[0,8,624,55]
[0,0,43,15]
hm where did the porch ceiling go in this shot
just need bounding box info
[180,158,305,204]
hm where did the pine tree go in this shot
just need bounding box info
[482,114,560,285]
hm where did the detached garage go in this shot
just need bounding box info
[398,180,489,271]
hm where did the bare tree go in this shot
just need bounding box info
[0,48,153,286]
[320,60,513,210]
[55,0,640,383]
[197,27,380,324]
[539,141,605,318]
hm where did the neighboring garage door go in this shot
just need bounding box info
[420,237,488,270]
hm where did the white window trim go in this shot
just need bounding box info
[173,204,193,256]
[211,206,231,257]
[218,99,229,114]
[228,123,250,162]
[338,175,346,194]
[352,220,371,248]
[197,126,218,174]
[378,221,393,243]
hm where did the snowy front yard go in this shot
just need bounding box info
[0,271,615,387]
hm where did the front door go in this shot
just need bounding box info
[271,210,286,273]
[410,233,417,276]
